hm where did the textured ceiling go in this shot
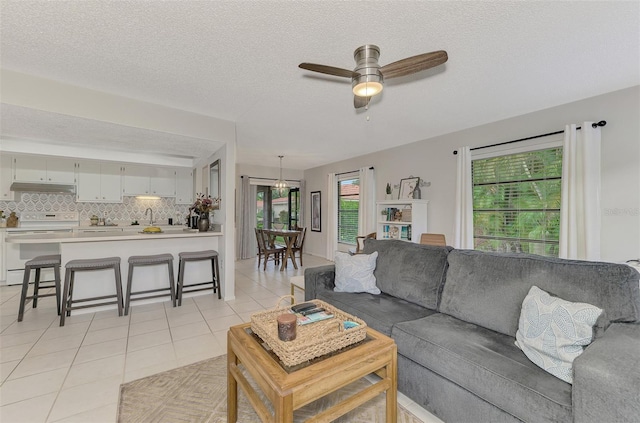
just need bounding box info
[1,1,639,170]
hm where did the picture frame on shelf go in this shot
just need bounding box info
[311,191,321,232]
[398,177,420,200]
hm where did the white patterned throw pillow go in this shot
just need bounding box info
[515,286,603,384]
[334,251,380,294]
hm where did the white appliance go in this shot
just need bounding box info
[4,212,79,285]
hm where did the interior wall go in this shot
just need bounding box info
[195,142,237,301]
[303,86,640,264]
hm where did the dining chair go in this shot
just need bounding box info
[255,228,284,271]
[419,233,447,246]
[354,232,377,254]
[291,227,306,266]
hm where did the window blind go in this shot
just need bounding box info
[472,147,563,257]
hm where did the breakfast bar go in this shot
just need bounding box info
[6,228,223,314]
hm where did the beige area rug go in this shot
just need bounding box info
[118,354,423,423]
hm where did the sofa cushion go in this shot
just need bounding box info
[440,249,640,338]
[362,239,451,310]
[515,286,603,384]
[334,251,380,294]
[315,289,436,336]
[392,313,572,422]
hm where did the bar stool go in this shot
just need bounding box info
[125,253,175,315]
[176,250,220,306]
[60,257,123,326]
[18,254,62,322]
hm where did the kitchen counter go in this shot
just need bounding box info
[5,228,221,243]
[5,227,224,313]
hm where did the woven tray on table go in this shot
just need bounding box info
[250,296,367,367]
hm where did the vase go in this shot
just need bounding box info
[198,214,210,232]
[412,184,421,199]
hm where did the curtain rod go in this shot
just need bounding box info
[241,176,301,182]
[452,120,606,155]
[336,166,374,176]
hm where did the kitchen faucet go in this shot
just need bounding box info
[145,208,154,226]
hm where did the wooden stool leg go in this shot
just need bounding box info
[214,257,221,299]
[32,268,41,308]
[60,269,73,326]
[54,265,61,316]
[114,265,124,317]
[18,266,32,322]
[177,259,185,306]
[168,261,176,307]
[67,271,75,317]
[124,264,135,316]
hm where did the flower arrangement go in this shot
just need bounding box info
[189,194,221,216]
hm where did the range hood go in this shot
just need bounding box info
[10,182,76,194]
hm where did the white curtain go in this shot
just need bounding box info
[238,175,257,259]
[358,167,376,236]
[326,173,338,261]
[559,123,601,260]
[453,146,474,249]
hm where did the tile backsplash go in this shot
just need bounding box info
[0,193,192,226]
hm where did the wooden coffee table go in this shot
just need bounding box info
[227,322,397,423]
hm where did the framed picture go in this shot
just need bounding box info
[311,191,321,232]
[398,177,420,199]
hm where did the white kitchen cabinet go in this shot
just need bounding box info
[150,168,176,196]
[13,156,76,183]
[123,165,178,197]
[175,168,194,204]
[0,154,14,200]
[100,163,123,201]
[376,199,428,243]
[122,165,152,195]
[77,161,122,202]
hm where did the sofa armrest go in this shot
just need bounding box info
[303,265,335,301]
[572,323,640,422]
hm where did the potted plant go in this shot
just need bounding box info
[189,194,221,232]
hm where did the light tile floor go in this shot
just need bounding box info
[0,254,442,423]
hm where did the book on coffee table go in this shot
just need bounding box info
[296,311,334,325]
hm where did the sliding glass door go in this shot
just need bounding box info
[256,186,300,229]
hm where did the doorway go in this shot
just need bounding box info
[256,186,300,229]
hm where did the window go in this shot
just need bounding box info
[337,176,359,245]
[288,188,300,229]
[472,147,563,257]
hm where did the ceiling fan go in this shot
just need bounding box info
[299,45,448,109]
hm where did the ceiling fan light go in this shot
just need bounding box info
[352,73,384,97]
[353,81,383,97]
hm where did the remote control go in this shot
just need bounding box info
[300,307,325,316]
[291,302,316,313]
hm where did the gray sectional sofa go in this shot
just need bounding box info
[304,239,640,422]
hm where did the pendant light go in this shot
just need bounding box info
[274,155,289,194]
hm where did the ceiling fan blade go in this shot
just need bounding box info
[354,95,371,109]
[380,50,448,79]
[299,63,358,78]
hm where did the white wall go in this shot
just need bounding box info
[303,86,640,263]
[195,142,237,301]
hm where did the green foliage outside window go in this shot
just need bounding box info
[472,147,563,257]
[338,178,359,245]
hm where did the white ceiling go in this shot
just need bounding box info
[1,1,638,170]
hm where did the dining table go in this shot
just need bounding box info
[262,228,301,271]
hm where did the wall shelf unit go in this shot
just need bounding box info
[376,199,428,243]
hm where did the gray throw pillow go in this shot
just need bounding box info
[515,285,602,384]
[333,251,380,294]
